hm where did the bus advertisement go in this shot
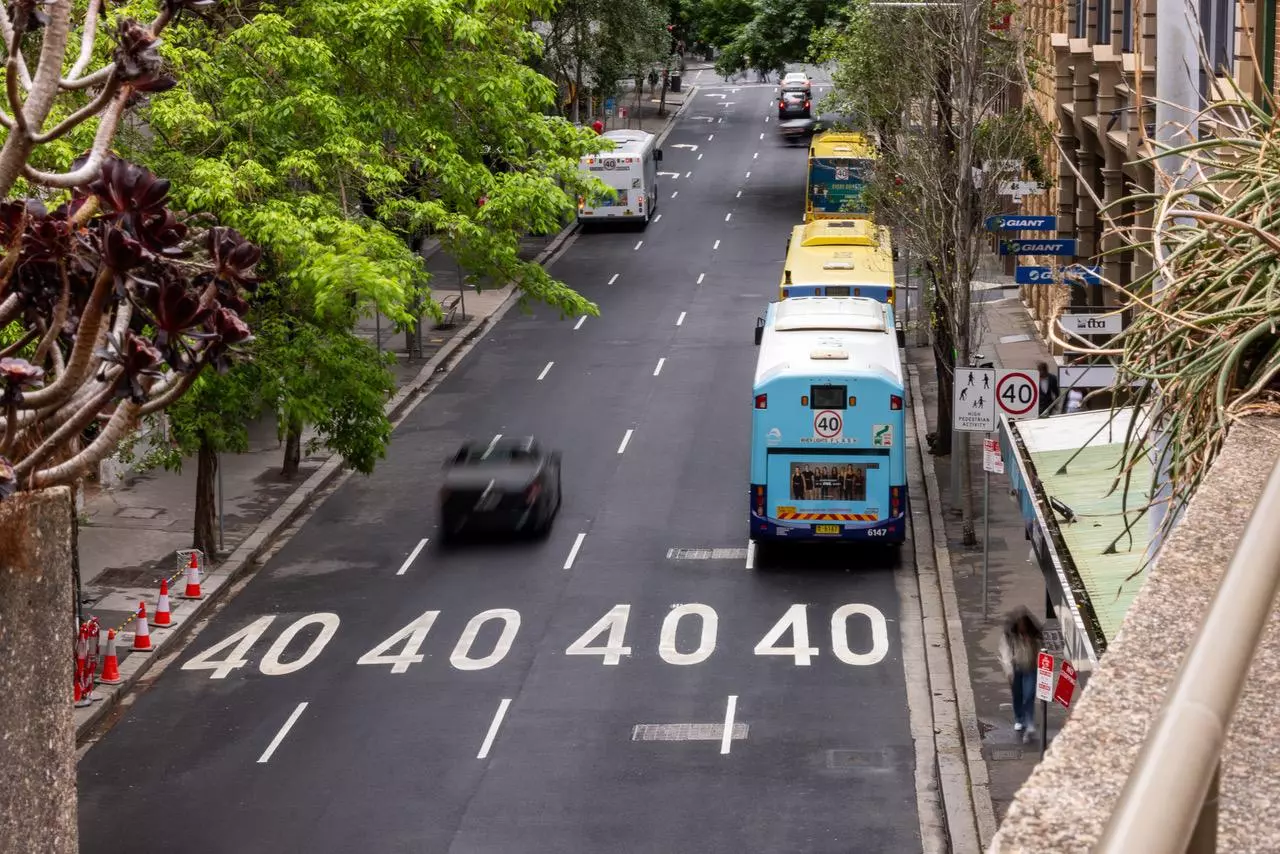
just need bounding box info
[806,132,876,221]
[779,219,895,304]
[749,297,907,544]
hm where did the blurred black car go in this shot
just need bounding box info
[778,88,811,120]
[439,437,562,541]
[778,113,855,145]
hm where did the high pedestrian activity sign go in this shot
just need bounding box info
[953,368,1041,433]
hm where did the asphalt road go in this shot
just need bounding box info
[78,72,923,854]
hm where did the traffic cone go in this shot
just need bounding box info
[131,602,152,652]
[182,551,203,600]
[74,632,93,707]
[154,578,175,627]
[97,630,123,684]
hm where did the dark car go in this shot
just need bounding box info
[439,437,562,541]
[778,88,811,120]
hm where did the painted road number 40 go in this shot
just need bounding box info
[181,603,889,680]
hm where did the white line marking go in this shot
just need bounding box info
[477,698,512,759]
[634,240,644,251]
[258,702,308,764]
[753,152,759,160]
[725,213,732,222]
[745,171,751,178]
[697,153,703,160]
[721,695,738,755]
[764,116,770,123]
[564,533,587,570]
[574,316,586,330]
[483,434,502,458]
[396,538,429,575]
[653,213,662,223]
[718,117,723,124]
[672,190,678,199]
[685,171,691,178]
[608,273,619,285]
[745,540,756,570]
[537,361,554,381]
[708,134,715,141]
[676,311,686,326]
[737,190,742,198]
[713,240,720,250]
[654,358,665,376]
[697,273,705,284]
[759,132,764,140]
[617,429,634,454]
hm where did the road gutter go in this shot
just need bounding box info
[905,364,997,851]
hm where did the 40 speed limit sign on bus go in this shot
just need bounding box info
[996,370,1039,420]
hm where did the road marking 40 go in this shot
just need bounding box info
[180,603,889,679]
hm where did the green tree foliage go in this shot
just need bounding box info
[704,0,828,77]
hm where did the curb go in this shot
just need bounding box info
[75,222,580,742]
[907,364,999,850]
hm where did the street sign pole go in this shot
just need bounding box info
[983,435,990,618]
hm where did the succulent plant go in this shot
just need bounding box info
[86,156,188,255]
[0,455,15,499]
[0,357,44,405]
[113,19,177,93]
[94,331,164,402]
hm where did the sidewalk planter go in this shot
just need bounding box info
[0,488,78,854]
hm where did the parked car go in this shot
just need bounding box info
[439,437,562,542]
[778,88,811,120]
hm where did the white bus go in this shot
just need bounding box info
[577,129,664,227]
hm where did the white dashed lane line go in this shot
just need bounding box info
[396,538,429,576]
[672,190,679,199]
[697,273,705,284]
[676,311,686,326]
[759,132,764,140]
[685,171,692,178]
[537,361,554,381]
[634,240,643,251]
[608,273,619,285]
[753,152,759,159]
[257,702,308,764]
[653,214,662,223]
[476,699,512,760]
[745,171,751,178]
[654,358,665,376]
[725,213,732,222]
[564,533,587,570]
[737,190,742,198]
[617,429,634,454]
[574,316,586,330]
[708,134,715,141]
[713,239,720,250]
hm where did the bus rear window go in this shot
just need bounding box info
[810,385,847,409]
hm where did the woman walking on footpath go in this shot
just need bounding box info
[999,608,1043,740]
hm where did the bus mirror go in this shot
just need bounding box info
[754,318,765,346]
[655,149,663,162]
[896,328,906,348]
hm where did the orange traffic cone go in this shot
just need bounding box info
[182,551,203,600]
[73,634,92,707]
[154,578,175,627]
[131,602,152,652]
[98,629,123,684]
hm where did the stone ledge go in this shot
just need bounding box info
[990,416,1280,852]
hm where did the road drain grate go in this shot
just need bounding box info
[666,548,749,560]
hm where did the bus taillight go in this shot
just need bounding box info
[754,394,768,409]
[754,485,766,516]
[890,394,903,411]
[891,486,902,517]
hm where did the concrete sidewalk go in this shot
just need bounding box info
[908,265,1073,843]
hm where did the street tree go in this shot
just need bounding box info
[818,0,1048,543]
[709,0,829,79]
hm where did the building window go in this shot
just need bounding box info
[1097,0,1112,44]
[1199,0,1235,80]
[1075,0,1088,38]
[1122,0,1133,51]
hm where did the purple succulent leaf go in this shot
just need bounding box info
[0,357,44,405]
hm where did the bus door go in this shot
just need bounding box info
[767,451,890,528]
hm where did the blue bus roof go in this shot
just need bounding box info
[754,297,903,389]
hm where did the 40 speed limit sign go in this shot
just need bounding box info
[996,370,1039,420]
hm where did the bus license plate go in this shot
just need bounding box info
[814,525,840,535]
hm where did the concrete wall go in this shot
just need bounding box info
[989,416,1280,852]
[0,487,78,854]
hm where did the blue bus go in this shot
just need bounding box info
[750,297,907,543]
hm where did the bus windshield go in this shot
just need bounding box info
[807,157,874,217]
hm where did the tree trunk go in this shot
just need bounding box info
[931,309,954,456]
[281,416,303,479]
[193,439,218,558]
[572,7,583,125]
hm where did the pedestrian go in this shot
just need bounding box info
[1037,361,1060,415]
[1065,386,1084,413]
[998,608,1043,739]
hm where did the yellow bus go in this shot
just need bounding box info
[806,132,877,222]
[779,218,895,305]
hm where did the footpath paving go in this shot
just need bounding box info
[905,261,1071,846]
[72,86,693,739]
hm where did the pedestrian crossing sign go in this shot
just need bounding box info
[953,368,997,432]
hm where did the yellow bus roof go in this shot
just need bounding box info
[782,220,894,288]
[809,132,877,160]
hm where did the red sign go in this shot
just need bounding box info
[1035,651,1054,701]
[1053,660,1077,708]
